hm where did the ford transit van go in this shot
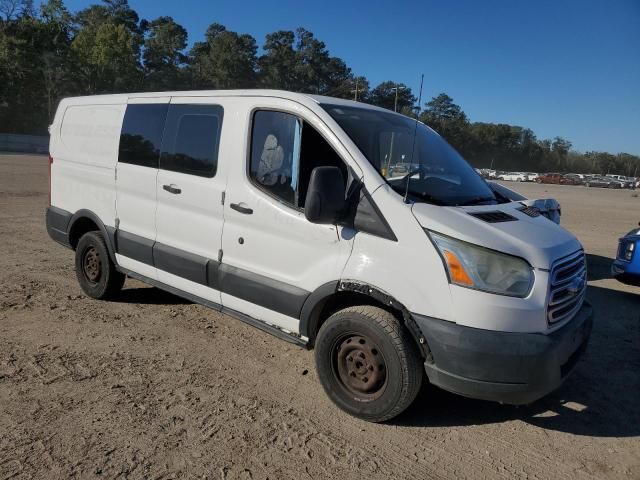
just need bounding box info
[46,90,592,422]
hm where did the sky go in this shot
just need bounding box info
[63,0,640,155]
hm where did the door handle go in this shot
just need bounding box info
[230,203,253,215]
[163,184,181,194]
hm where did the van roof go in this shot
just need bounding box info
[60,89,392,113]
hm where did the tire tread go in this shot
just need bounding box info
[316,305,423,422]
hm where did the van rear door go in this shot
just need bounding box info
[153,97,227,306]
[115,97,169,280]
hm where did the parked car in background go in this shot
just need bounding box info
[498,172,528,182]
[585,176,624,188]
[567,173,586,180]
[606,175,635,189]
[562,174,584,185]
[612,224,640,286]
[536,173,582,186]
[537,173,562,184]
[525,172,539,182]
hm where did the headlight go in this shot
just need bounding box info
[624,242,635,261]
[429,231,534,297]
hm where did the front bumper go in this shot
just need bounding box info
[611,260,640,287]
[413,301,593,405]
[612,259,640,286]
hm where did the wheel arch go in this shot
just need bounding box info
[68,209,117,264]
[300,280,432,360]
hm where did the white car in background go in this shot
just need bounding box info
[525,172,539,182]
[606,175,635,189]
[489,182,562,224]
[498,172,528,182]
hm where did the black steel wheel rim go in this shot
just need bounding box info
[331,332,388,402]
[82,246,101,284]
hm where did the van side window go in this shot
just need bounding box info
[160,104,223,177]
[119,104,168,168]
[249,110,347,209]
[249,111,300,206]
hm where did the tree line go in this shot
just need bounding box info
[1,0,638,176]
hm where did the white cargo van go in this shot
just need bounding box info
[46,90,592,422]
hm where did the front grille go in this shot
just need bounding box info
[547,251,587,325]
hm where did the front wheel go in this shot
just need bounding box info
[75,231,125,299]
[314,306,423,422]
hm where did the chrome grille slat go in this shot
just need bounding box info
[547,251,587,325]
[552,265,586,287]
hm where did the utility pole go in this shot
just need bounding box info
[353,77,359,101]
[390,85,406,112]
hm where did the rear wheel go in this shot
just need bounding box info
[75,231,124,299]
[315,306,423,422]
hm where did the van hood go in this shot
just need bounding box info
[411,201,582,269]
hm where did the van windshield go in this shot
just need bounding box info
[321,104,498,206]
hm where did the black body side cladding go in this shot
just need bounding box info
[153,242,209,285]
[46,207,117,264]
[298,281,340,340]
[115,230,154,266]
[46,206,72,247]
[218,264,310,319]
[206,260,221,290]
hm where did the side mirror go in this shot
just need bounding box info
[304,166,346,224]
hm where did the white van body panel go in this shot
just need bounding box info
[411,201,581,270]
[342,184,454,322]
[154,95,228,304]
[50,98,126,225]
[219,96,357,331]
[115,254,157,281]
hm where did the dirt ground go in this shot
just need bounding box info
[0,153,638,479]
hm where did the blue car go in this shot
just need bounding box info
[612,224,640,286]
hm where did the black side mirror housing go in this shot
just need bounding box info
[304,166,346,224]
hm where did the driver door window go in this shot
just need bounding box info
[249,110,347,209]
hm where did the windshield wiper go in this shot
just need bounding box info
[399,167,422,184]
[396,187,447,206]
[393,168,449,206]
[457,196,497,206]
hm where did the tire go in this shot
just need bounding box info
[75,231,125,300]
[314,306,423,422]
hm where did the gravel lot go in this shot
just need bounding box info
[1,154,639,479]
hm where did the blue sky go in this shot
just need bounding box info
[63,0,640,154]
